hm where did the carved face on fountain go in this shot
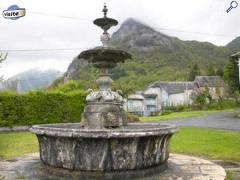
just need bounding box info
[78,4,132,128]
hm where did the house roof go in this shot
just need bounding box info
[149,81,195,95]
[142,87,158,98]
[143,94,157,98]
[231,51,240,58]
[128,94,144,100]
[194,76,225,87]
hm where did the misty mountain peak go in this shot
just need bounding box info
[120,18,155,32]
[110,18,178,53]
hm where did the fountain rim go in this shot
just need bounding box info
[30,123,178,138]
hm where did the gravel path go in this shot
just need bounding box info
[166,112,240,131]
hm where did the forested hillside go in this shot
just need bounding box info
[62,18,239,94]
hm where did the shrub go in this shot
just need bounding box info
[163,105,189,113]
[191,86,212,110]
[161,110,173,116]
[207,100,238,110]
[0,90,86,127]
[126,113,140,123]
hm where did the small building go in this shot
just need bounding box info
[127,94,145,116]
[126,76,226,116]
[194,76,226,100]
[126,81,195,116]
[149,81,195,107]
[142,88,160,116]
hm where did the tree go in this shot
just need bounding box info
[216,68,224,77]
[191,85,212,109]
[188,63,201,81]
[223,58,239,92]
[207,64,215,76]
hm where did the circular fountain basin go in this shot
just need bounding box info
[30,123,178,171]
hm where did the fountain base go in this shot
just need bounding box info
[0,153,226,180]
[30,123,177,171]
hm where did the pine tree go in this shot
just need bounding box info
[207,64,215,76]
[223,58,239,92]
[216,68,224,77]
[188,63,201,81]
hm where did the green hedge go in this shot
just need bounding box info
[0,91,86,127]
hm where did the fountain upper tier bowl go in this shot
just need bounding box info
[30,123,177,171]
[93,17,118,31]
[78,47,132,68]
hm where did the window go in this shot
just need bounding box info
[147,105,156,112]
[128,101,133,108]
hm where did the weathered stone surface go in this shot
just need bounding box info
[28,5,179,176]
[81,102,127,128]
[30,123,177,171]
[0,126,29,132]
[0,153,226,180]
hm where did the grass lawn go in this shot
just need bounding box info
[0,132,38,160]
[171,128,240,162]
[0,127,239,163]
[140,109,234,122]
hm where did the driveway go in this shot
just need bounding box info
[166,112,240,131]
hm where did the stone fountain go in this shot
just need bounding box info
[30,4,178,179]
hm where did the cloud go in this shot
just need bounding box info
[0,0,239,78]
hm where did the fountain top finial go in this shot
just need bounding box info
[103,3,108,17]
[93,3,118,47]
[93,4,118,32]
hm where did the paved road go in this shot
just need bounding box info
[166,112,240,131]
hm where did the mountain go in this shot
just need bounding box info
[4,69,62,93]
[110,18,179,54]
[226,37,240,52]
[64,18,237,94]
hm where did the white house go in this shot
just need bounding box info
[126,81,195,116]
[126,76,226,116]
[127,94,145,116]
[149,81,195,107]
[142,88,160,116]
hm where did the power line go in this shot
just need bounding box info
[0,47,93,52]
[154,27,239,38]
[30,11,92,21]
[0,7,92,21]
[1,6,239,38]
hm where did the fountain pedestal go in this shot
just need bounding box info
[78,47,131,129]
[81,102,127,128]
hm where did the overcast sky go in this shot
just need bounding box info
[0,0,239,78]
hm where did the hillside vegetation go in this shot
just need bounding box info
[60,18,238,95]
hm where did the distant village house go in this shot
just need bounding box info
[126,76,225,116]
